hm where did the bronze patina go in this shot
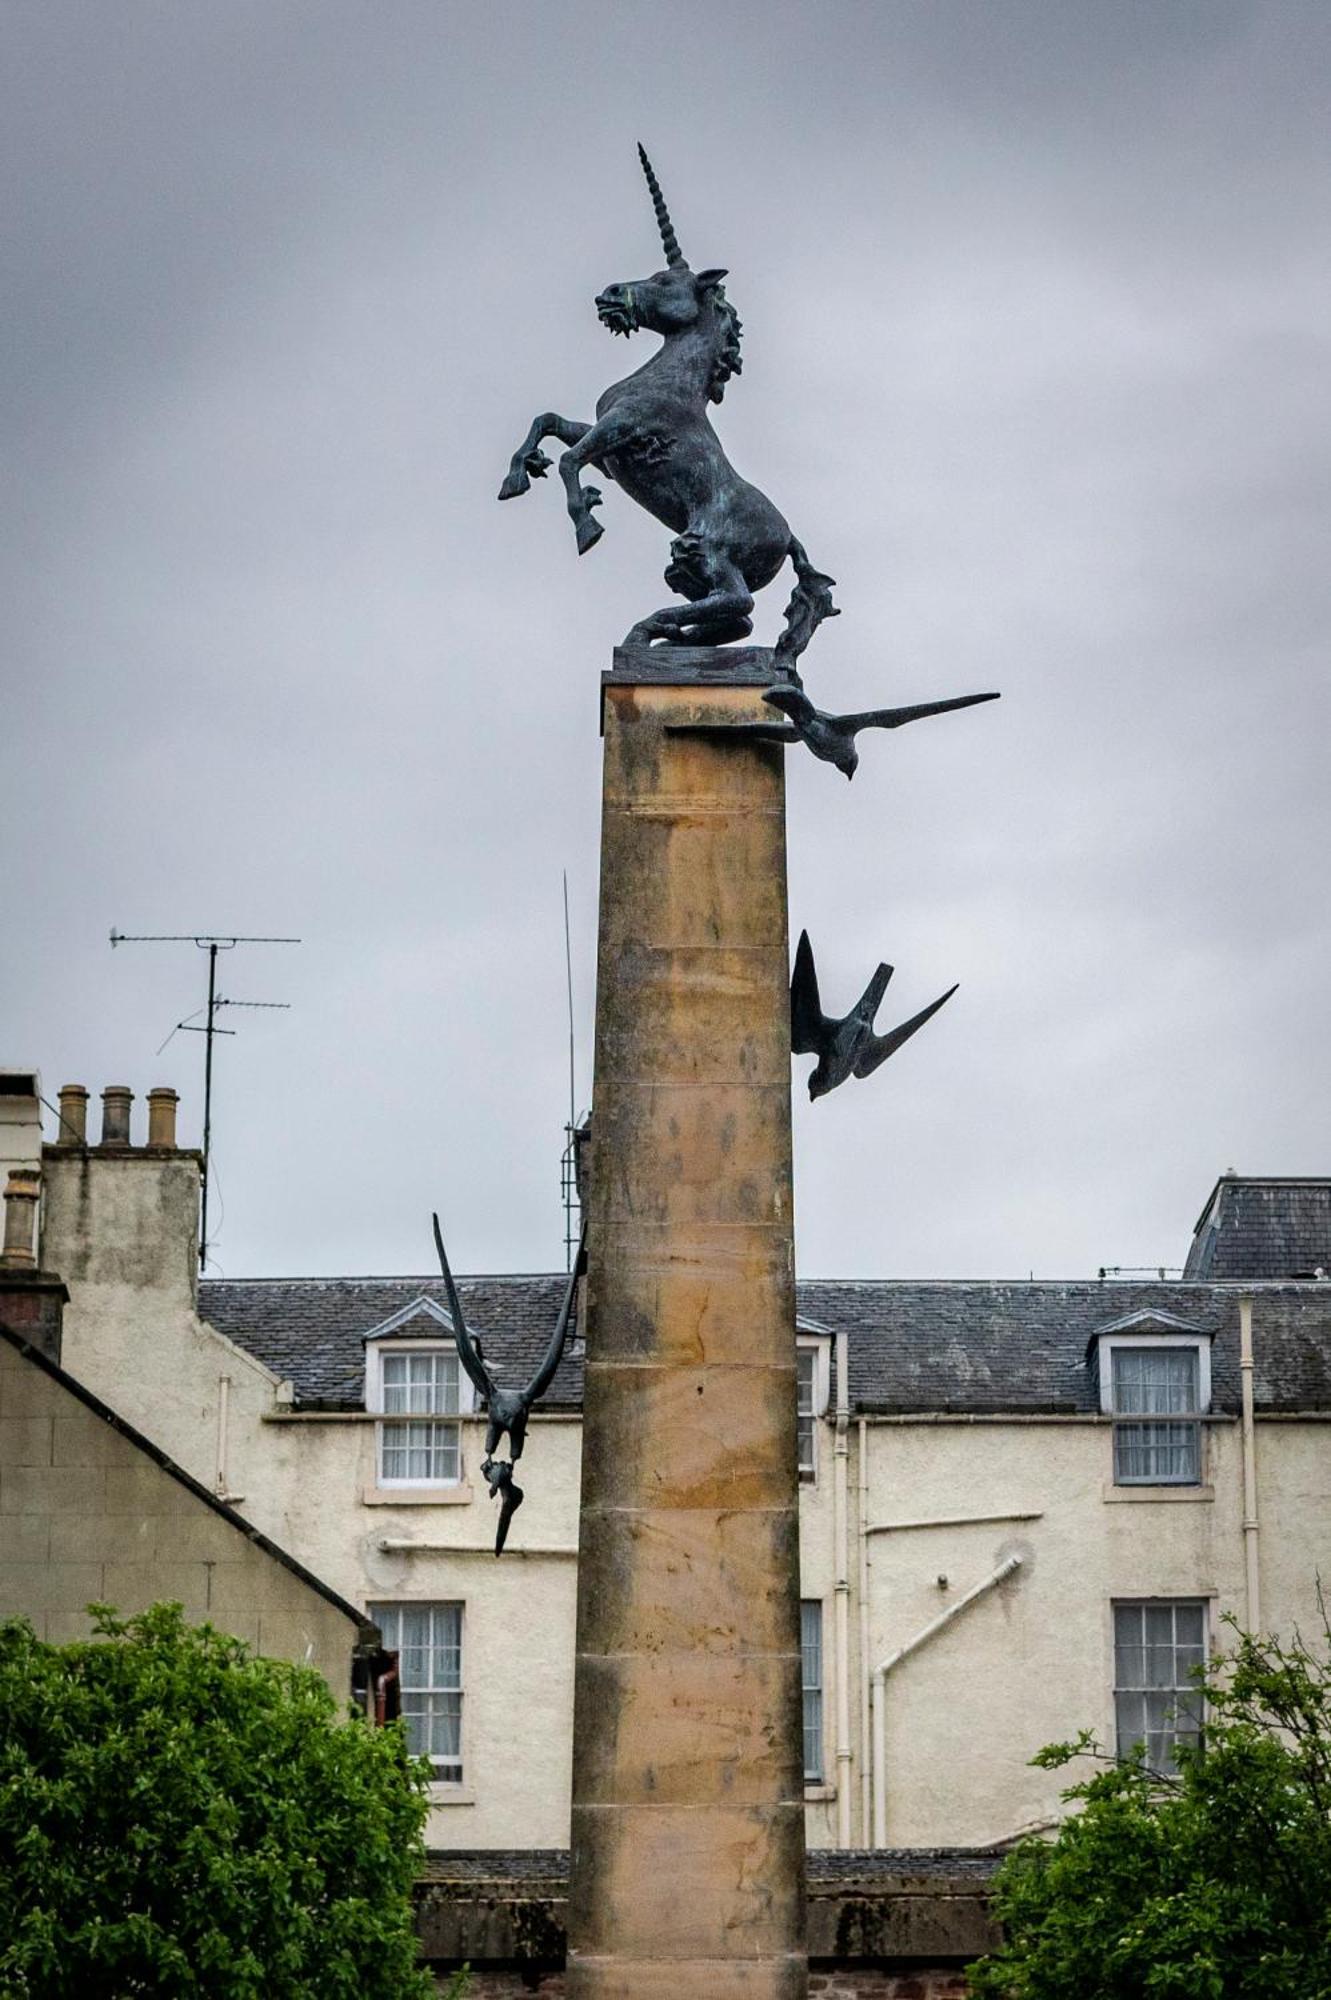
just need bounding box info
[790,928,957,1101]
[499,146,838,675]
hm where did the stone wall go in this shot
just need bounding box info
[441,1978,969,1999]
[416,1850,997,1996]
[0,1328,362,1682]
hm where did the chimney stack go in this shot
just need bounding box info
[55,1084,89,1146]
[1,1168,40,1269]
[100,1085,133,1147]
[0,1166,66,1362]
[146,1087,179,1148]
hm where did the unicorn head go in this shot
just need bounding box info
[595,144,731,342]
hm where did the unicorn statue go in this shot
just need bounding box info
[498,145,838,676]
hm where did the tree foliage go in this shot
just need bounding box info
[970,1616,1331,1999]
[0,1603,439,1998]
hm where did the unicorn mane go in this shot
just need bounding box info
[707,288,743,406]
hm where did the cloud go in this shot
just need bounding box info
[5,0,1329,1280]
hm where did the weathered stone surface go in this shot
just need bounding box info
[572,1649,803,1806]
[568,672,804,1996]
[568,1955,809,1998]
[580,1360,797,1510]
[413,1851,1000,1992]
[581,1220,794,1367]
[568,1800,805,1958]
[593,1081,793,1228]
[575,1501,800,1658]
[596,946,792,1086]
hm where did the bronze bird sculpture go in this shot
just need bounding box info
[431,1213,586,1555]
[431,1214,585,1465]
[481,1457,525,1557]
[791,930,956,1100]
[668,685,1000,778]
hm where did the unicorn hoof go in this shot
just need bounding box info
[576,516,604,555]
[498,466,530,500]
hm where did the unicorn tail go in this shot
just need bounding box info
[773,539,840,681]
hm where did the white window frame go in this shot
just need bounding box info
[1112,1597,1207,1775]
[370,1600,464,1782]
[800,1598,825,1785]
[364,1303,474,1490]
[796,1333,831,1481]
[1098,1334,1210,1488]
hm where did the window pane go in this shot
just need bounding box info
[379,1349,461,1416]
[1114,1600,1206,1773]
[378,1418,460,1484]
[382,1354,409,1414]
[1112,1348,1198,1416]
[1114,1419,1200,1485]
[797,1351,817,1474]
[800,1601,823,1782]
[370,1603,463,1779]
[797,1351,816,1414]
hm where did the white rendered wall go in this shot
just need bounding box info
[37,1149,1331,1852]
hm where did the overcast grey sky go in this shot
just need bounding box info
[5,1,1329,1281]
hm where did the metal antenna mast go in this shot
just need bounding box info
[559,875,585,1272]
[109,930,300,1270]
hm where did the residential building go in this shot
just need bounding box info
[0,1126,369,1690]
[17,1070,1331,1852]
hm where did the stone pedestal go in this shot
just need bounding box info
[566,649,806,2000]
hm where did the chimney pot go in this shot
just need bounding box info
[146,1087,179,1148]
[56,1084,89,1146]
[2,1168,40,1268]
[100,1085,134,1147]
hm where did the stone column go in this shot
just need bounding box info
[567,650,806,2000]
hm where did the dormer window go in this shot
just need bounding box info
[1093,1311,1212,1488]
[362,1298,474,1491]
[380,1349,462,1483]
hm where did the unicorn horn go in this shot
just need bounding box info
[637,143,685,268]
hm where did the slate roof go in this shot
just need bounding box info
[201,1274,582,1412]
[1184,1177,1331,1281]
[420,1848,998,1884]
[199,1274,1331,1417]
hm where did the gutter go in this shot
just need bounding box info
[871,1553,1023,1848]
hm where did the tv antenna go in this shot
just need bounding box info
[109,930,300,1270]
[558,874,588,1272]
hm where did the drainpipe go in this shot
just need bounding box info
[215,1374,242,1502]
[871,1553,1022,1848]
[832,1328,852,1847]
[858,1414,871,1844]
[1239,1297,1262,1633]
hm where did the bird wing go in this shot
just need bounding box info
[761,686,816,727]
[790,930,831,1053]
[523,1217,588,1404]
[664,722,799,744]
[852,984,958,1078]
[431,1212,495,1404]
[854,961,894,1023]
[840,691,1001,732]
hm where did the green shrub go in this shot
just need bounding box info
[970,1615,1331,1999]
[0,1603,436,1998]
